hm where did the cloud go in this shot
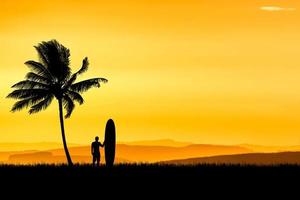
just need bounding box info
[260,6,296,12]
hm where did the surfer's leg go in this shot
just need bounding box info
[96,156,100,166]
[92,156,96,166]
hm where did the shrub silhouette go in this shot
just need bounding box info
[7,40,108,166]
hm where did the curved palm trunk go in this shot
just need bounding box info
[58,99,73,166]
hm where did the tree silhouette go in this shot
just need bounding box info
[6,40,108,166]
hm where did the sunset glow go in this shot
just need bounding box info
[1,0,300,147]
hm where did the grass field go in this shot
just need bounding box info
[0,164,299,196]
[1,163,300,180]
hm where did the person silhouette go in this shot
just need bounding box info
[91,136,104,166]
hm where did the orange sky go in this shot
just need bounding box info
[1,0,300,146]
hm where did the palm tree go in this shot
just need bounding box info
[6,40,108,166]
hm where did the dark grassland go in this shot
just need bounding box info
[0,164,299,197]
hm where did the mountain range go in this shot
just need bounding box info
[1,140,300,164]
[161,152,300,165]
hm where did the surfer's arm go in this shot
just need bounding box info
[100,142,104,147]
[91,144,94,154]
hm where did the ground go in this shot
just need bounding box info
[0,164,299,197]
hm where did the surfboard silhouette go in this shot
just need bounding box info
[104,119,116,167]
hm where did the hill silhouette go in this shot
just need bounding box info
[161,152,300,165]
[240,144,300,153]
[120,139,192,147]
[3,143,252,164]
[3,141,300,164]
[0,142,80,151]
[7,151,129,164]
[114,144,253,162]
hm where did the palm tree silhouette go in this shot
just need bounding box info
[6,40,108,166]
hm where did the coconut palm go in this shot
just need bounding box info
[6,40,108,166]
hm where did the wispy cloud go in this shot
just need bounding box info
[260,6,296,12]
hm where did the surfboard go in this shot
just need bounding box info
[104,119,116,167]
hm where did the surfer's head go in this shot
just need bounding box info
[95,136,99,141]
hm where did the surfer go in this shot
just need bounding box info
[91,136,104,166]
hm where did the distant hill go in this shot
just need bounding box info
[239,144,300,153]
[4,140,300,164]
[161,152,300,165]
[0,142,80,151]
[1,140,300,153]
[3,143,253,164]
[8,151,129,164]
[0,150,38,162]
[120,139,192,147]
[114,144,253,162]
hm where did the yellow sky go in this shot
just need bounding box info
[1,0,300,145]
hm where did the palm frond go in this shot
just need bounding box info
[62,95,75,118]
[25,61,53,80]
[34,45,49,67]
[62,73,78,90]
[77,57,89,75]
[11,95,49,112]
[12,80,49,89]
[66,90,84,105]
[35,40,71,82]
[26,72,51,84]
[7,89,49,99]
[70,78,108,93]
[62,57,89,90]
[29,95,54,114]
